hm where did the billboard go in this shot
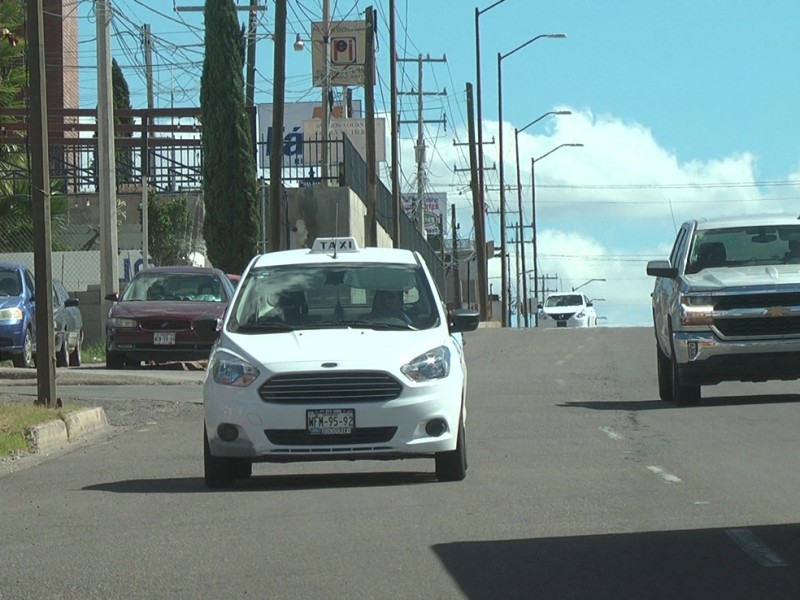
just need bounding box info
[401,193,448,237]
[302,117,386,164]
[257,101,361,167]
[311,20,372,87]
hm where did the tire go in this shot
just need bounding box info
[105,349,125,369]
[656,342,672,401]
[12,328,34,369]
[668,328,701,406]
[69,330,83,367]
[56,334,69,368]
[203,425,237,489]
[435,413,467,482]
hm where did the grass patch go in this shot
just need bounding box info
[0,401,82,457]
[82,342,105,364]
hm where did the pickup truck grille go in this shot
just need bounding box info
[714,292,800,311]
[715,317,800,337]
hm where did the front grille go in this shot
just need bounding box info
[550,312,575,321]
[714,317,800,337]
[259,371,403,404]
[139,319,191,331]
[714,292,800,311]
[265,427,397,445]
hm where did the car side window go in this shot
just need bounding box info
[24,269,35,298]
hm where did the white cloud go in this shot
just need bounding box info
[388,107,800,326]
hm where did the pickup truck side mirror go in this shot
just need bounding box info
[646,260,678,278]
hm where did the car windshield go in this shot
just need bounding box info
[121,272,226,302]
[227,262,439,332]
[685,224,800,274]
[0,269,22,297]
[544,294,583,308]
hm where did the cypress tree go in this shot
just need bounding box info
[200,0,259,273]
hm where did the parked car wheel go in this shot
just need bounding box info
[12,328,34,368]
[105,349,125,370]
[69,330,83,367]
[56,335,69,368]
[656,342,672,401]
[435,412,467,482]
[203,425,238,489]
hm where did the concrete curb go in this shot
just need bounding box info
[25,407,109,453]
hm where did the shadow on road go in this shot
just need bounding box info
[83,470,436,493]
[432,523,800,600]
[561,393,800,411]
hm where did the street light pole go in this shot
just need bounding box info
[530,143,584,325]
[475,1,505,321]
[498,33,565,327]
[514,110,571,327]
[573,278,606,292]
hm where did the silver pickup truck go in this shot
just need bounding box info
[646,214,800,405]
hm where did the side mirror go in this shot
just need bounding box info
[65,297,79,307]
[105,292,120,302]
[646,260,677,278]
[449,309,480,333]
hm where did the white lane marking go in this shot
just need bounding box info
[555,379,566,387]
[647,465,682,483]
[600,426,624,440]
[726,528,789,567]
[555,359,565,366]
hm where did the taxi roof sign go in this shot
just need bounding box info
[310,237,360,254]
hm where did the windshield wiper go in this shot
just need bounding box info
[315,319,415,331]
[233,321,296,333]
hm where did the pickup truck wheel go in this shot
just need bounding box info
[669,345,701,406]
[656,343,672,401]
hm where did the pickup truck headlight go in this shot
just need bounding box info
[680,294,714,325]
[401,346,450,382]
[0,307,23,321]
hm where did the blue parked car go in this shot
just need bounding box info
[0,262,37,368]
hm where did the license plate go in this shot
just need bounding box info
[307,408,355,435]
[154,332,176,345]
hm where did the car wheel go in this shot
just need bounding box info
[69,330,83,367]
[203,425,237,489]
[435,412,467,482]
[656,342,672,401]
[668,329,701,406]
[105,349,125,370]
[12,328,34,368]
[56,335,69,368]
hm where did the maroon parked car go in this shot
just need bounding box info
[104,266,235,369]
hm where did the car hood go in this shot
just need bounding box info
[541,304,586,314]
[220,327,449,370]
[0,296,24,310]
[684,265,800,290]
[111,300,227,320]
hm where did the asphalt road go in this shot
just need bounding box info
[1,327,799,599]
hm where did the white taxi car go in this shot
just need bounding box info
[203,237,480,488]
[537,292,597,328]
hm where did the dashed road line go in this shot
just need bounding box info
[646,465,682,483]
[600,426,624,440]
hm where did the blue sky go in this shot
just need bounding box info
[76,1,800,326]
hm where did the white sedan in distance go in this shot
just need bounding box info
[538,292,598,328]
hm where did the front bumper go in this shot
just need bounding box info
[204,374,464,462]
[672,330,800,385]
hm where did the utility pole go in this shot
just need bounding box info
[97,0,119,336]
[269,0,287,251]
[141,24,154,271]
[457,83,488,320]
[320,0,330,184]
[398,54,446,238]
[365,6,377,246]
[451,203,462,308]
[28,0,56,406]
[389,0,400,246]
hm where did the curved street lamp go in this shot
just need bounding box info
[573,278,605,292]
[498,33,566,327]
[514,110,571,327]
[531,143,584,326]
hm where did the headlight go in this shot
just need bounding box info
[209,351,259,387]
[107,317,138,328]
[575,310,586,319]
[0,307,23,321]
[679,294,714,325]
[401,346,450,382]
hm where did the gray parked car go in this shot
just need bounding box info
[53,279,83,367]
[647,214,800,405]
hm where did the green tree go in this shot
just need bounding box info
[200,0,258,273]
[111,58,135,184]
[146,193,193,266]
